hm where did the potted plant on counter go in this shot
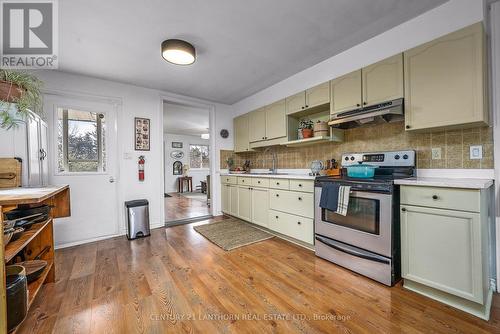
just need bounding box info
[298,119,314,138]
[0,70,43,129]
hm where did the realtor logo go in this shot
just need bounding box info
[0,0,58,68]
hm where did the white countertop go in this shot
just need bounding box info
[220,171,315,180]
[394,177,494,189]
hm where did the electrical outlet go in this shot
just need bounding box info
[470,145,483,160]
[431,147,442,160]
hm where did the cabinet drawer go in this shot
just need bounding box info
[400,185,480,212]
[221,176,237,184]
[251,178,269,188]
[289,179,314,193]
[269,178,289,190]
[237,177,252,186]
[268,210,314,244]
[269,189,313,218]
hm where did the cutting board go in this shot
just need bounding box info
[0,158,22,188]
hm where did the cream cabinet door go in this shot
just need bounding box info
[237,186,252,221]
[251,187,269,227]
[221,183,230,213]
[306,81,330,109]
[229,185,239,217]
[362,54,403,106]
[285,91,306,114]
[233,114,250,152]
[265,99,287,140]
[248,107,267,142]
[404,23,487,131]
[330,69,362,115]
[401,205,483,303]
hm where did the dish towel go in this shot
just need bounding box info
[319,183,340,212]
[335,185,351,216]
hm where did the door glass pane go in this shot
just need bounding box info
[322,197,380,234]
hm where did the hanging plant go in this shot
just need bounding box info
[0,69,43,129]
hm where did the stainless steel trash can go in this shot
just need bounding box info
[125,199,150,240]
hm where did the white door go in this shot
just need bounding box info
[27,116,41,186]
[39,120,49,186]
[44,95,119,247]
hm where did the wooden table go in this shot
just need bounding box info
[200,180,207,194]
[177,176,193,193]
[0,185,71,334]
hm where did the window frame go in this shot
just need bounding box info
[55,107,106,175]
[188,143,210,170]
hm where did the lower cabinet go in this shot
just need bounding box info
[251,187,269,227]
[221,184,230,213]
[238,186,252,221]
[229,184,239,217]
[268,210,314,244]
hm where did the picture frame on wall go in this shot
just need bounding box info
[171,141,183,148]
[173,161,183,175]
[135,117,150,151]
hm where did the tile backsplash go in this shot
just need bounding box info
[220,122,494,170]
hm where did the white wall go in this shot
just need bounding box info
[232,0,485,115]
[164,133,210,193]
[32,70,233,247]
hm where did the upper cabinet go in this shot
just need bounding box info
[330,55,404,116]
[233,114,251,153]
[286,81,330,114]
[362,54,404,106]
[404,23,488,131]
[330,69,362,115]
[248,107,266,142]
[248,99,287,146]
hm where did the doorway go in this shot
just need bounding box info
[163,100,213,225]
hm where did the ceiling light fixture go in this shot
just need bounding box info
[161,39,196,65]
[201,133,210,139]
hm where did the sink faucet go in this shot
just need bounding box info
[263,147,278,174]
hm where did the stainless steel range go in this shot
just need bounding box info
[314,150,415,286]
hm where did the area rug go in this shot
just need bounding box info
[180,192,207,202]
[194,219,274,251]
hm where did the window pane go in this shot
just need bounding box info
[189,144,209,169]
[57,108,106,173]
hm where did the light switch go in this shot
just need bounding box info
[431,147,442,160]
[470,145,483,160]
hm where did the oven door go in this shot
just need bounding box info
[314,186,392,257]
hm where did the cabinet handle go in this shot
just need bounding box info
[305,105,309,108]
[276,194,279,197]
[275,215,279,219]
[298,197,302,201]
[276,182,280,185]
[242,180,244,182]
[301,106,305,109]
[406,125,411,129]
[432,195,439,200]
[363,102,367,105]
[258,181,261,184]
[297,221,301,225]
[298,184,302,187]
[356,104,360,107]
[401,207,406,212]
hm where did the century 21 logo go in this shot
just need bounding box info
[2,1,53,54]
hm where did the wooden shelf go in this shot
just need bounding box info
[281,135,333,147]
[27,259,53,309]
[4,219,52,262]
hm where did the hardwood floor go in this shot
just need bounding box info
[16,216,500,334]
[165,192,210,222]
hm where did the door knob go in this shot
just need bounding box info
[109,176,116,183]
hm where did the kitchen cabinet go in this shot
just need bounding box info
[269,189,314,218]
[229,184,239,216]
[234,114,252,152]
[251,187,269,227]
[248,107,266,142]
[362,54,404,106]
[237,186,252,221]
[268,210,314,244]
[400,184,492,320]
[404,22,488,131]
[221,184,230,213]
[286,82,330,114]
[265,99,287,140]
[330,69,362,115]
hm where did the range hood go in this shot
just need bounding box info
[328,98,404,129]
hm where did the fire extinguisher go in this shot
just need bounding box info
[138,155,145,181]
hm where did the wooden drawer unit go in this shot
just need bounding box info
[400,186,480,212]
[251,177,270,188]
[269,189,313,218]
[237,177,252,186]
[268,209,314,244]
[269,178,289,190]
[289,179,314,193]
[221,176,237,184]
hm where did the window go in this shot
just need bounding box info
[57,108,106,173]
[189,144,209,169]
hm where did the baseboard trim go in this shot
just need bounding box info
[165,215,213,227]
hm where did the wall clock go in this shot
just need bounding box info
[220,129,229,138]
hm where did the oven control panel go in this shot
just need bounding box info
[341,150,415,167]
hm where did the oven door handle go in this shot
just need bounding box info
[315,235,390,264]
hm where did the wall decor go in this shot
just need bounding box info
[173,160,183,175]
[170,150,184,159]
[220,129,229,138]
[172,141,183,148]
[135,117,150,151]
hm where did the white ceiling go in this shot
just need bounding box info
[163,102,209,136]
[58,0,448,104]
